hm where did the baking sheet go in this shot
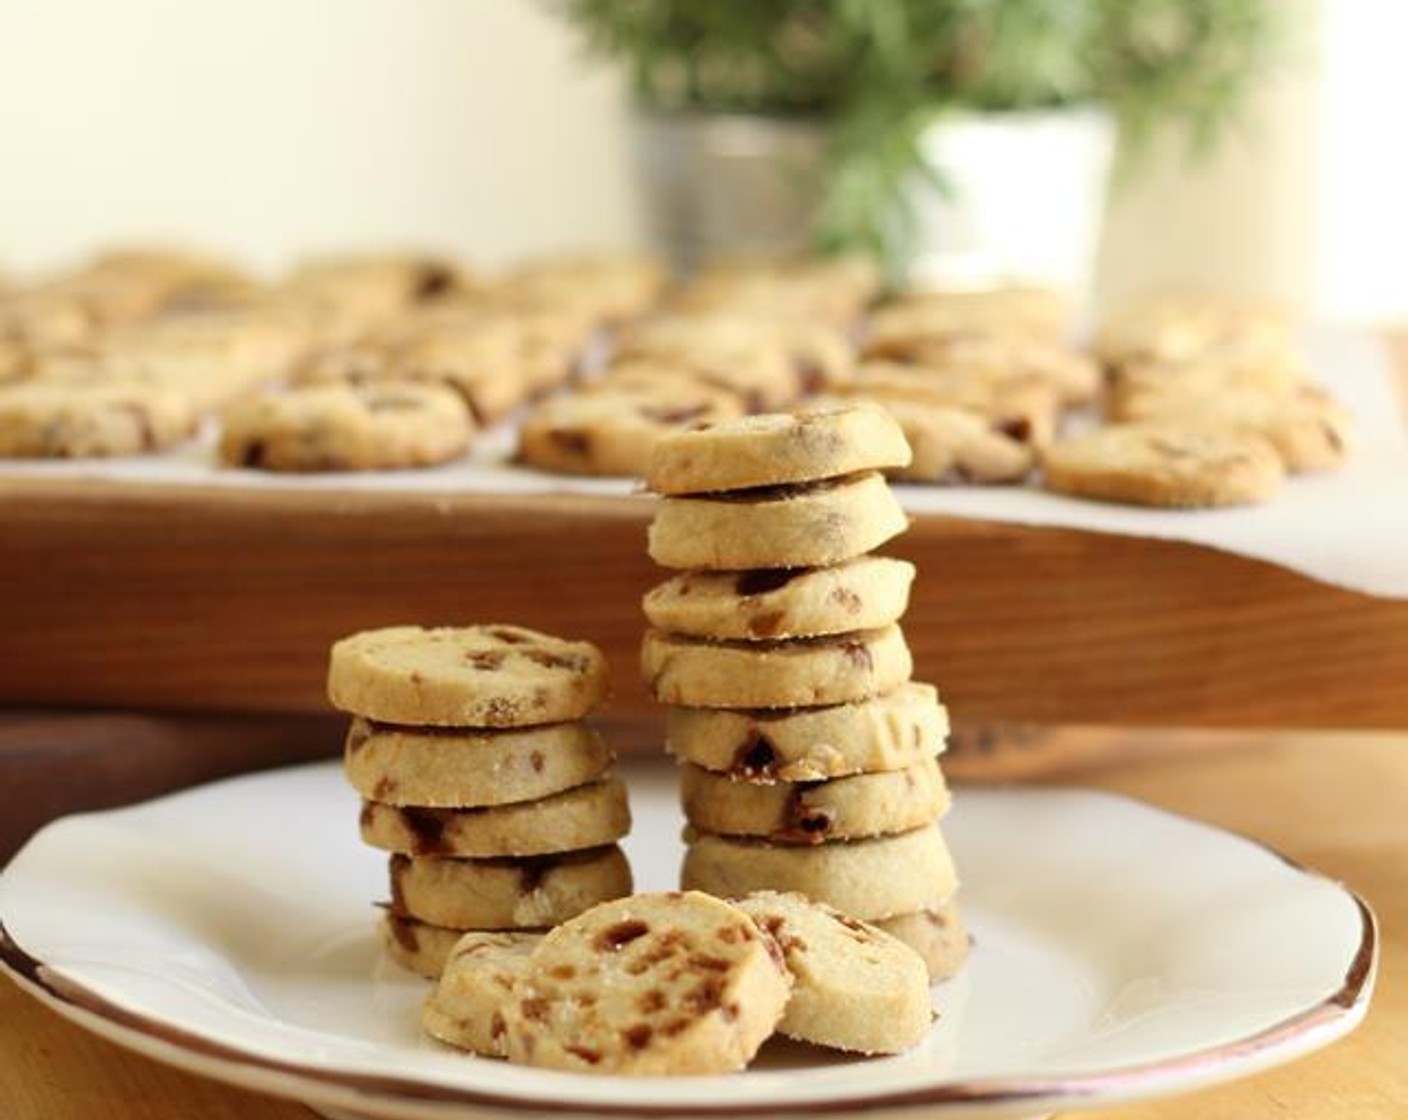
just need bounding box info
[4,325,1406,599]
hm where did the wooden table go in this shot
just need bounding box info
[2,725,1403,1119]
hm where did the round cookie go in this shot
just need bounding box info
[1042,423,1284,508]
[667,683,949,781]
[360,776,631,858]
[734,892,932,1054]
[680,757,949,845]
[381,912,473,978]
[613,320,802,411]
[390,845,633,929]
[343,718,612,808]
[328,624,608,727]
[218,382,473,471]
[1108,382,1352,473]
[647,471,908,571]
[681,824,958,922]
[899,336,1100,406]
[502,891,791,1075]
[876,902,972,983]
[646,402,911,495]
[642,556,915,641]
[516,383,742,478]
[642,625,912,709]
[424,931,543,1057]
[870,399,1036,484]
[0,382,197,458]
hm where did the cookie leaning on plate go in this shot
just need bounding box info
[328,624,609,727]
[735,892,932,1054]
[502,891,792,1075]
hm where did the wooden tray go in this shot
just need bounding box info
[4,474,1407,729]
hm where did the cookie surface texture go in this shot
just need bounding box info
[502,891,791,1074]
[328,625,608,726]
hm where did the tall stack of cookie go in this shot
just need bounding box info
[640,402,970,981]
[327,624,633,978]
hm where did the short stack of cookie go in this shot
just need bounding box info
[327,624,633,979]
[640,402,970,981]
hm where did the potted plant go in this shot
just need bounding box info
[548,0,1285,292]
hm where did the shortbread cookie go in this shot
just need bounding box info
[517,384,742,478]
[1042,423,1284,508]
[872,399,1036,484]
[668,683,948,781]
[647,471,908,570]
[866,333,1097,405]
[682,824,958,921]
[1109,382,1352,473]
[328,625,608,727]
[219,382,472,471]
[0,382,197,458]
[494,253,666,325]
[1094,294,1291,368]
[642,556,915,641]
[382,912,472,978]
[502,892,791,1075]
[680,757,949,844]
[868,287,1072,347]
[647,402,910,495]
[424,932,543,1057]
[876,902,971,982]
[344,718,612,808]
[735,892,931,1054]
[613,321,800,411]
[826,363,1060,446]
[390,845,632,929]
[642,625,911,709]
[361,776,630,857]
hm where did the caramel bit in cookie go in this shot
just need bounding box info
[372,776,397,801]
[520,996,550,1023]
[240,440,266,468]
[466,649,506,671]
[734,568,803,596]
[662,1017,692,1037]
[830,586,863,613]
[732,732,778,779]
[358,802,375,830]
[488,626,530,644]
[566,1044,603,1065]
[529,749,545,773]
[596,919,650,952]
[688,954,731,973]
[840,640,873,671]
[490,1011,507,1041]
[549,964,576,980]
[759,914,807,955]
[831,911,877,942]
[722,1001,741,1023]
[637,989,666,1014]
[997,417,1033,443]
[623,1023,653,1050]
[548,427,591,456]
[399,806,452,855]
[715,922,752,945]
[526,648,588,672]
[683,976,726,1014]
[639,402,712,426]
[345,721,373,753]
[519,854,555,892]
[747,609,786,638]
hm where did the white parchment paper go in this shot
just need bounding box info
[4,325,1406,599]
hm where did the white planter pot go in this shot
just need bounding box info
[903,107,1116,295]
[632,106,1115,296]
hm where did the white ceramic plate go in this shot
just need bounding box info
[0,759,1374,1120]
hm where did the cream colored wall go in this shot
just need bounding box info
[0,0,640,277]
[0,0,1398,319]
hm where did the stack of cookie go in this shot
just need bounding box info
[327,624,633,978]
[640,402,970,981]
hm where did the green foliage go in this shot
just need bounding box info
[549,0,1289,261]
